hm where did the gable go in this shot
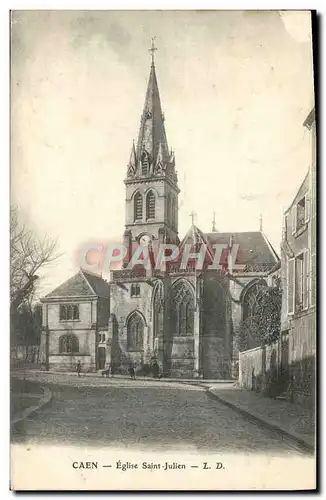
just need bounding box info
[44,270,110,300]
[44,271,95,299]
[285,172,309,214]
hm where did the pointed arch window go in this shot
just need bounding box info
[127,312,144,351]
[59,334,79,354]
[242,281,267,321]
[60,304,79,321]
[146,190,156,220]
[134,192,143,221]
[171,281,194,336]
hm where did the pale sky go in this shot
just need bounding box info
[10,10,314,296]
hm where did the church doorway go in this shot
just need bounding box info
[97,347,106,370]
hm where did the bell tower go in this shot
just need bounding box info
[123,39,180,252]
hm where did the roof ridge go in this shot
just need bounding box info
[79,269,97,295]
[81,268,103,278]
[44,271,80,298]
[261,232,280,262]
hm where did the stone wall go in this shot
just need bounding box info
[288,310,316,407]
[41,299,98,372]
[168,336,194,377]
[239,341,281,393]
[109,279,154,368]
[48,328,96,370]
[44,300,97,331]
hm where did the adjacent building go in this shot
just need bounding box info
[40,269,110,371]
[280,108,316,406]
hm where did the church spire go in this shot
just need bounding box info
[126,40,176,184]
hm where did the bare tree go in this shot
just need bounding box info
[10,205,60,319]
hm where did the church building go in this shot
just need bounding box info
[41,44,279,378]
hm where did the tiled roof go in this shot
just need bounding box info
[44,269,109,299]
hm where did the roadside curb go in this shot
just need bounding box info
[11,387,52,426]
[206,388,315,454]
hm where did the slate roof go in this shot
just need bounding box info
[205,231,279,265]
[178,226,279,269]
[43,269,110,300]
[82,269,110,298]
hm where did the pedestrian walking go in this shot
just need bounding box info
[110,362,116,378]
[152,360,160,379]
[77,360,82,377]
[128,361,136,380]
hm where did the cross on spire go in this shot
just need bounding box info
[190,210,196,225]
[212,211,217,232]
[149,36,157,64]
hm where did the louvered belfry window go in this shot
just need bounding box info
[146,190,155,219]
[134,192,142,221]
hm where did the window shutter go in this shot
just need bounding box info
[305,193,310,223]
[291,205,297,235]
[288,258,295,315]
[310,252,316,306]
[303,249,309,309]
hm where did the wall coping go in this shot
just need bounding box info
[239,345,265,356]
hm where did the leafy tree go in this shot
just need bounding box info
[254,278,282,345]
[236,278,282,351]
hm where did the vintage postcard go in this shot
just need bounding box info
[10,10,316,491]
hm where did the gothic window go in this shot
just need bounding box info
[59,334,79,354]
[127,312,144,351]
[130,283,141,298]
[141,150,150,176]
[59,304,79,321]
[171,281,194,336]
[242,281,267,321]
[146,190,155,219]
[134,192,142,221]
